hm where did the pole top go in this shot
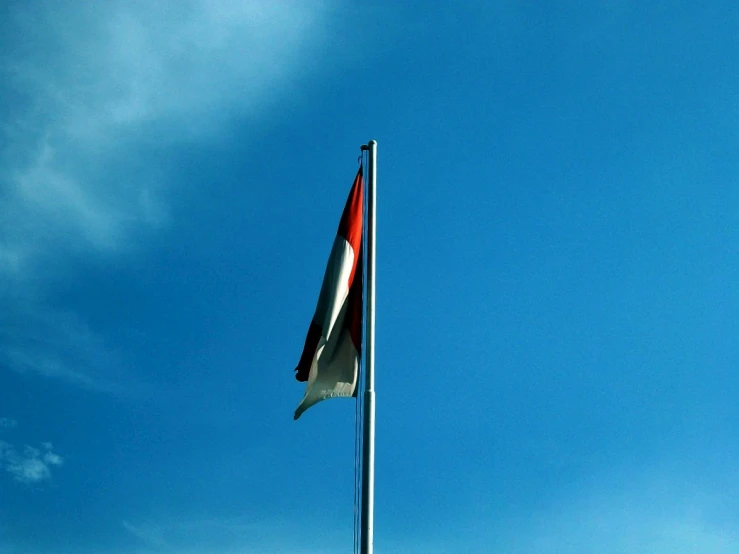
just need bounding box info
[360,140,377,151]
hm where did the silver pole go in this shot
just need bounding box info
[360,140,377,554]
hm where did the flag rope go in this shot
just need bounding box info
[353,150,367,554]
[353,365,362,554]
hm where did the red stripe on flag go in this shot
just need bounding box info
[338,167,364,283]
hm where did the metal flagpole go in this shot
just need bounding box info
[359,140,377,554]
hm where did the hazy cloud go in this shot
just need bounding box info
[0,0,335,387]
[492,469,739,554]
[0,418,17,430]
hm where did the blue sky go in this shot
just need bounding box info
[1,1,738,552]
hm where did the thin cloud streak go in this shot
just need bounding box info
[121,516,350,554]
[0,300,122,392]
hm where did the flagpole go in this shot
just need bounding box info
[360,139,377,554]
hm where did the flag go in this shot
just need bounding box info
[294,167,364,420]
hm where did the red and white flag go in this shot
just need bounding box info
[294,167,364,420]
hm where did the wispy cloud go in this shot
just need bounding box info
[122,521,171,551]
[1,0,331,269]
[0,300,121,391]
[490,469,739,554]
[120,516,350,554]
[0,440,63,484]
[0,418,17,430]
[0,0,335,387]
